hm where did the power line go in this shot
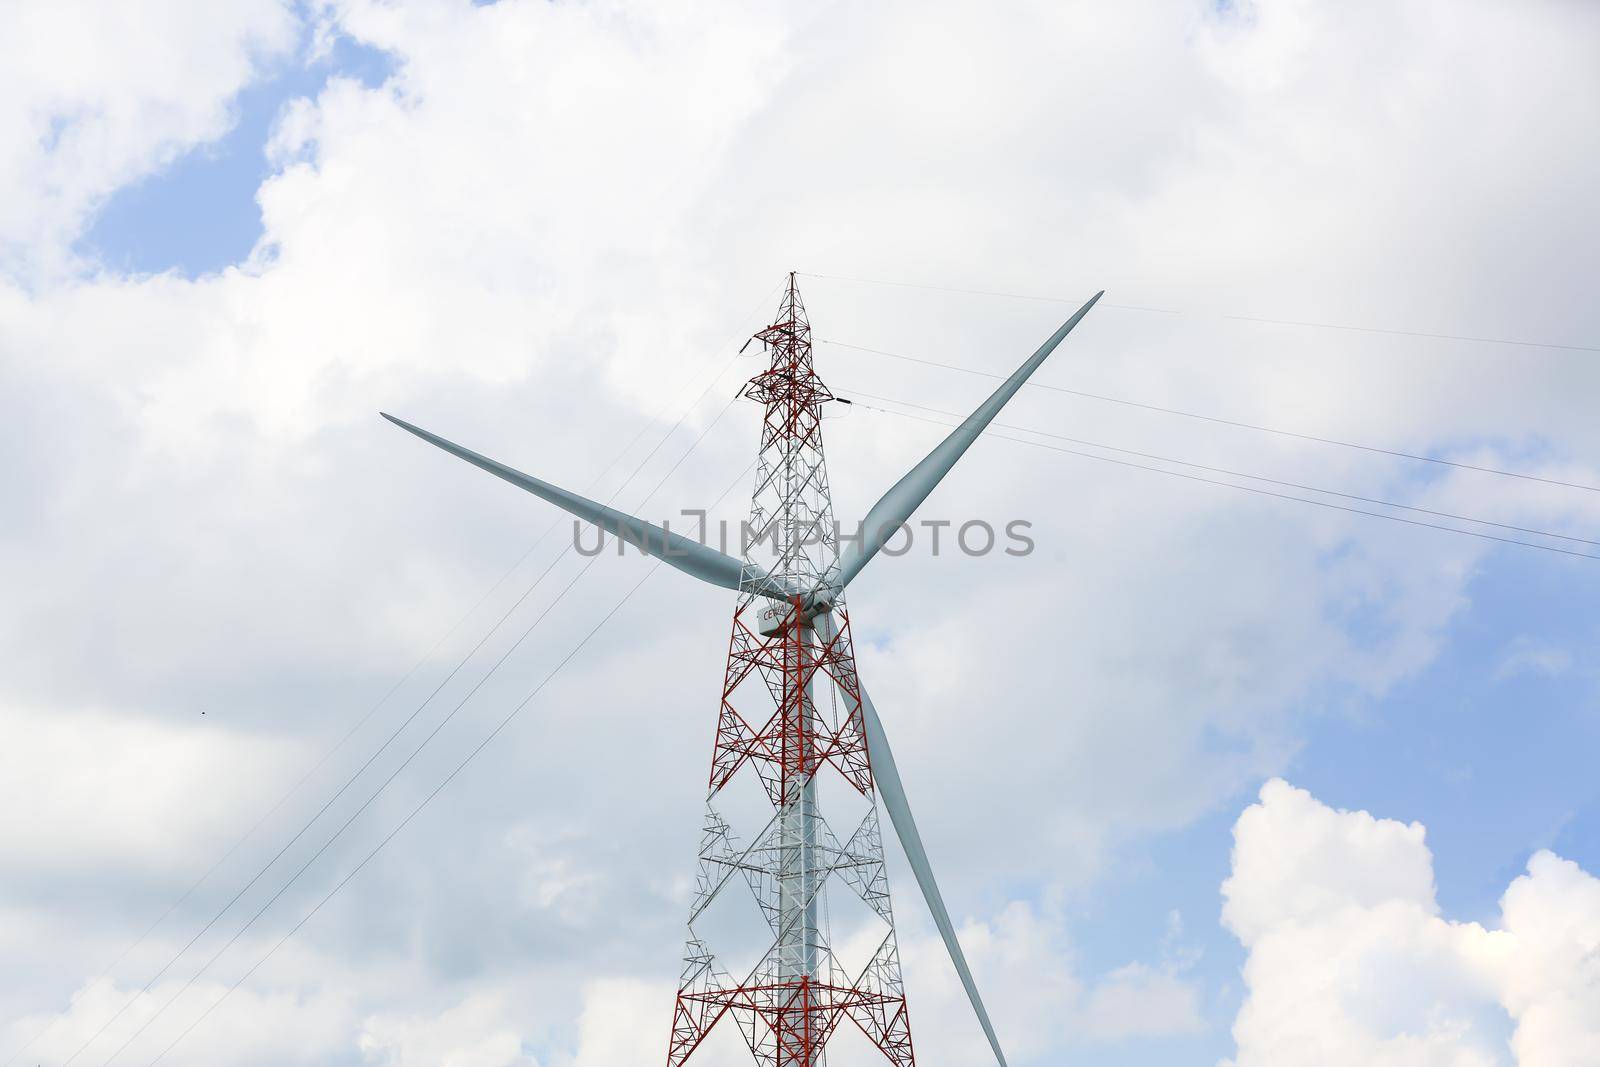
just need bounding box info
[847,388,1600,548]
[820,339,1600,494]
[799,271,1600,355]
[47,384,710,1067]
[850,398,1600,564]
[6,604,484,1067]
[146,561,663,1067]
[89,384,747,1066]
[101,548,608,1067]
[26,328,744,1065]
[82,393,745,1067]
[57,382,745,1067]
[65,549,574,1067]
[36,281,781,1067]
[142,458,757,1067]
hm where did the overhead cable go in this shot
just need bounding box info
[820,339,1600,494]
[799,271,1600,355]
[852,399,1600,563]
[142,456,756,1067]
[90,394,745,1067]
[847,388,1600,548]
[41,280,781,1067]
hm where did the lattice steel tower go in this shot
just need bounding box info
[666,276,913,1066]
[385,273,1102,1067]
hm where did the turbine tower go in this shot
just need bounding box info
[666,276,908,1066]
[383,274,1102,1066]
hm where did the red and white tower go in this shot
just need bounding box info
[389,273,1101,1067]
[667,276,915,1066]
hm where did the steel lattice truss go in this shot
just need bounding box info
[667,280,915,1067]
[387,270,1101,1067]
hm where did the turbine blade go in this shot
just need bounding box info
[857,678,1009,1066]
[832,291,1103,593]
[382,413,785,598]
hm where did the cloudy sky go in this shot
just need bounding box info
[3,1,1600,1064]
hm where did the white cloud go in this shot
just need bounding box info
[361,992,537,1067]
[1221,778,1438,945]
[1223,780,1600,1067]
[0,0,297,276]
[896,901,1204,1060]
[1494,853,1600,1065]
[559,978,718,1067]
[4,973,354,1067]
[0,704,303,875]
[1494,638,1574,682]
[1081,961,1206,1042]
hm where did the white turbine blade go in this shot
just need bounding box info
[831,291,1103,594]
[382,413,786,598]
[858,679,1009,1067]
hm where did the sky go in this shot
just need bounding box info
[2,1,1600,1065]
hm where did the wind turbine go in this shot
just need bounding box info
[384,275,1101,1066]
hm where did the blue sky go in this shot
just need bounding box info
[5,3,1600,1066]
[1301,553,1600,920]
[80,34,391,277]
[1083,546,1600,1061]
